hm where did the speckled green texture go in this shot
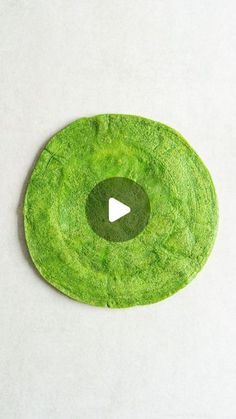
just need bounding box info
[24,114,218,308]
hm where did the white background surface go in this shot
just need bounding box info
[0,1,236,418]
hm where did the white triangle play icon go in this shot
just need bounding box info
[108,197,131,223]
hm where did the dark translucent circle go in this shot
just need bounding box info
[86,177,150,242]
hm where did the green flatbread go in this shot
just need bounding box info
[24,114,218,308]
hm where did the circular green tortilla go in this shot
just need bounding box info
[24,114,218,308]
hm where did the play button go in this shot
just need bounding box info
[109,198,131,223]
[86,177,150,242]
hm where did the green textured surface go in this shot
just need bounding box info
[24,114,218,308]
